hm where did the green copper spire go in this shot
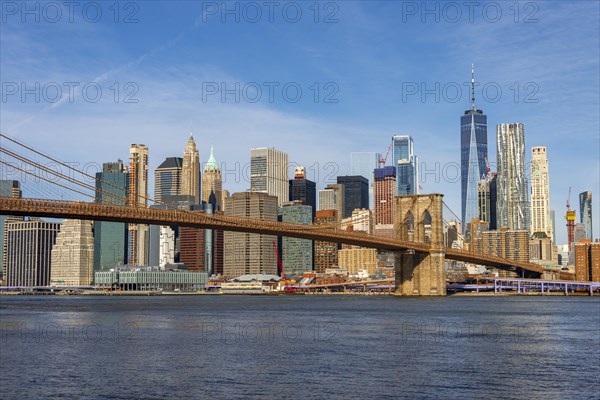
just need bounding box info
[204,145,219,172]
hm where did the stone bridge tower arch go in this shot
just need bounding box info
[394,194,446,296]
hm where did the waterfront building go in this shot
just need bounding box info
[182,133,201,204]
[289,166,316,218]
[530,146,553,240]
[250,147,288,206]
[50,219,94,286]
[496,123,529,231]
[154,157,182,205]
[0,180,22,278]
[129,144,149,266]
[337,175,369,218]
[202,146,223,210]
[223,192,278,277]
[579,191,593,240]
[94,266,208,291]
[351,152,381,209]
[281,201,313,275]
[338,247,377,276]
[461,65,488,230]
[574,242,600,282]
[314,210,338,273]
[5,219,60,286]
[392,135,418,195]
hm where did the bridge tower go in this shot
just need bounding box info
[394,194,446,296]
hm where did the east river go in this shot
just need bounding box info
[1,295,599,399]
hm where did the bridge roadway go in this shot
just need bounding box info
[0,197,551,274]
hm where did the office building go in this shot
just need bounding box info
[318,183,344,222]
[94,161,129,271]
[392,135,418,195]
[341,209,373,234]
[1,180,22,279]
[579,191,593,240]
[461,65,488,230]
[154,157,182,205]
[281,201,313,275]
[374,166,396,225]
[50,219,94,286]
[250,147,288,206]
[289,167,316,218]
[496,123,529,231]
[529,232,555,266]
[314,210,338,273]
[351,152,381,209]
[482,228,529,277]
[223,192,278,277]
[5,219,60,286]
[129,144,149,266]
[182,133,201,204]
[337,175,369,218]
[477,173,497,229]
[202,145,223,210]
[530,146,552,240]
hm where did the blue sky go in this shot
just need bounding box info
[1,1,599,243]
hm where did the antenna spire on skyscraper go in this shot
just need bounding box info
[471,64,476,111]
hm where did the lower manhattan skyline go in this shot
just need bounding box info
[1,2,599,400]
[1,2,598,244]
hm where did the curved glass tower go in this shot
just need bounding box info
[461,65,488,232]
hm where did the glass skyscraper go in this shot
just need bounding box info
[392,135,418,195]
[460,66,488,230]
[579,190,593,240]
[94,161,129,271]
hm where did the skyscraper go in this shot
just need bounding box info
[373,166,396,225]
[1,180,22,279]
[50,219,94,286]
[351,152,381,209]
[337,175,369,218]
[5,219,60,286]
[223,192,278,277]
[314,210,338,273]
[318,183,344,221]
[154,157,182,205]
[281,201,313,275]
[530,146,552,240]
[392,135,418,195]
[289,166,316,218]
[579,190,593,240]
[182,133,201,204]
[496,123,529,231]
[202,145,223,210]
[94,161,129,271]
[476,175,498,230]
[460,65,488,231]
[129,144,149,266]
[250,147,289,206]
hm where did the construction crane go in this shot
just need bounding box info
[566,186,576,251]
[272,240,286,280]
[378,142,393,167]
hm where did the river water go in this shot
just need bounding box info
[1,295,599,399]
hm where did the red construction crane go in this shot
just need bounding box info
[272,241,285,279]
[378,142,393,167]
[566,186,571,210]
[566,186,576,251]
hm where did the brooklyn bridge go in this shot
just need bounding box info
[0,133,569,296]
